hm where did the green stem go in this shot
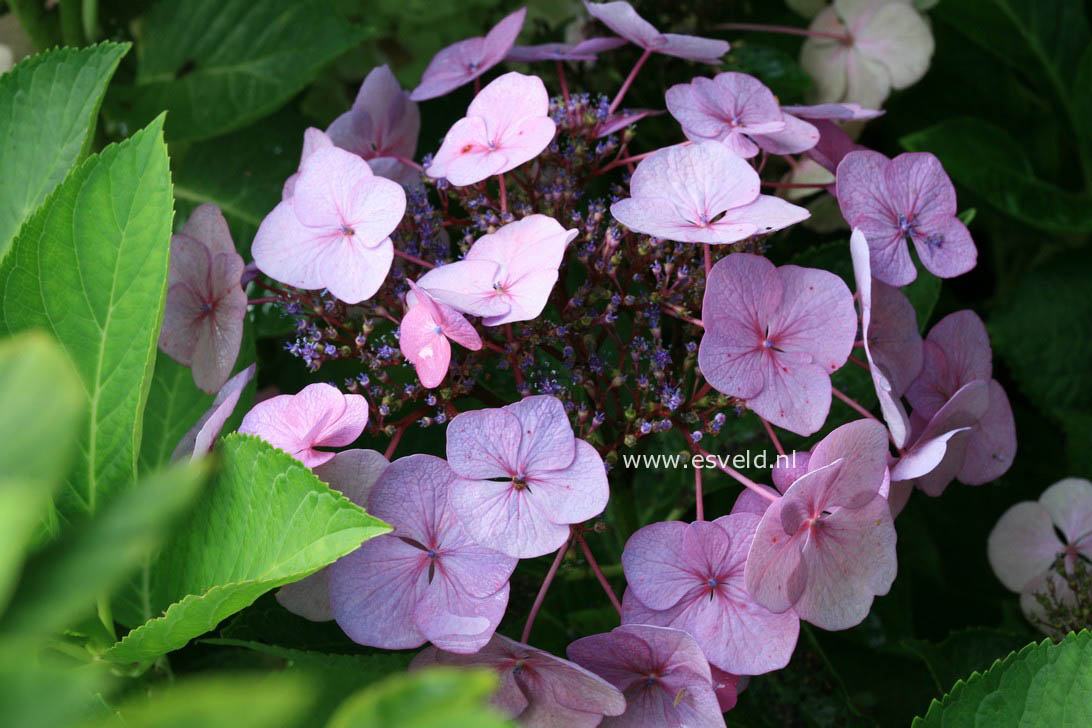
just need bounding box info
[59,0,85,45]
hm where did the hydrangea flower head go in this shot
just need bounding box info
[413,634,626,726]
[568,624,727,727]
[610,142,810,244]
[400,281,482,389]
[698,253,856,436]
[329,454,517,653]
[326,65,421,185]
[238,382,369,468]
[665,72,819,157]
[277,448,389,622]
[507,37,626,63]
[171,364,255,462]
[837,150,977,286]
[426,72,556,186]
[902,310,1016,493]
[745,419,898,630]
[158,204,247,393]
[584,1,729,64]
[445,394,609,558]
[801,0,934,108]
[410,8,527,101]
[619,514,800,675]
[989,479,1092,609]
[416,214,575,326]
[253,146,406,304]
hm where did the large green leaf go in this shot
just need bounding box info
[0,116,174,522]
[0,459,209,641]
[108,0,368,142]
[204,639,412,728]
[0,42,129,259]
[101,673,314,728]
[914,631,1092,727]
[0,332,84,613]
[990,254,1092,416]
[326,668,510,728]
[901,117,1092,233]
[105,434,389,663]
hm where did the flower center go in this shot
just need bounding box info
[512,473,529,491]
[897,213,914,236]
[433,325,443,335]
[339,224,355,237]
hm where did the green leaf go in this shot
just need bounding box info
[902,628,1029,695]
[203,639,412,728]
[914,631,1092,727]
[0,332,84,613]
[108,0,368,142]
[901,117,1092,233]
[0,648,110,728]
[0,42,129,260]
[172,109,306,249]
[138,323,255,474]
[0,116,175,522]
[990,253,1092,416]
[105,434,389,662]
[0,459,210,640]
[102,673,314,728]
[326,667,510,728]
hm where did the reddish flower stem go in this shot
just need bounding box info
[759,415,786,457]
[247,297,279,306]
[556,59,570,105]
[498,172,508,213]
[693,444,779,502]
[384,423,407,459]
[716,22,849,43]
[522,536,571,643]
[393,249,435,269]
[660,306,703,328]
[608,47,652,115]
[392,154,423,171]
[576,533,623,616]
[848,355,870,370]
[694,466,705,521]
[831,386,880,422]
[704,244,713,277]
[595,148,660,175]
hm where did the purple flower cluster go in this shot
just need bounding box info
[153,1,1018,723]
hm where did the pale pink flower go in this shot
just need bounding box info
[410,8,527,101]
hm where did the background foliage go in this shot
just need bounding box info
[0,0,1090,725]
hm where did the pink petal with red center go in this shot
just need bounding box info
[620,515,800,675]
[568,624,725,727]
[237,382,368,468]
[426,72,556,186]
[159,204,246,393]
[464,214,575,325]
